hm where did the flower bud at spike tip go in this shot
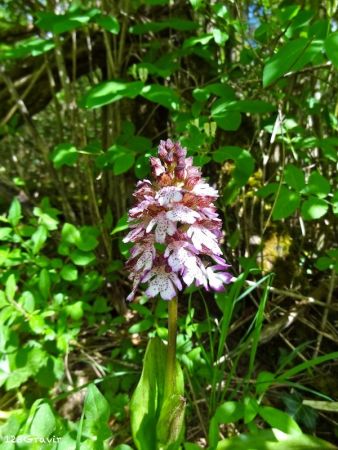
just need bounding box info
[123,139,232,301]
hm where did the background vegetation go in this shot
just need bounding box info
[0,0,337,448]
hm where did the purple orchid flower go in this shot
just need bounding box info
[123,139,232,301]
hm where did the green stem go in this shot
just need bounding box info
[165,296,178,396]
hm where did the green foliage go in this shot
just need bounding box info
[0,0,337,447]
[130,337,185,450]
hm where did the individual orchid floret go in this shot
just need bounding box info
[123,139,232,301]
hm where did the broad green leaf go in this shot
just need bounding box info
[0,37,54,60]
[0,227,12,240]
[65,301,84,320]
[76,226,99,251]
[61,223,80,245]
[256,371,275,395]
[183,33,213,48]
[84,384,110,422]
[128,318,154,333]
[36,9,97,34]
[30,403,56,437]
[272,187,300,220]
[333,191,338,215]
[141,84,180,110]
[60,264,78,281]
[315,256,333,271]
[258,406,302,435]
[94,14,120,34]
[214,112,242,131]
[69,250,96,266]
[6,274,16,302]
[130,18,198,34]
[324,32,338,68]
[51,143,78,168]
[39,269,50,300]
[83,384,111,441]
[184,444,202,450]
[209,402,244,447]
[130,337,185,450]
[256,183,279,198]
[284,164,305,191]
[111,214,128,234]
[213,28,229,45]
[79,81,144,109]
[244,397,259,424]
[301,197,328,220]
[114,153,135,175]
[8,198,22,227]
[216,429,334,449]
[227,100,275,113]
[213,146,255,186]
[31,225,48,254]
[277,5,301,23]
[263,38,310,87]
[20,291,35,313]
[305,171,330,198]
[130,337,166,450]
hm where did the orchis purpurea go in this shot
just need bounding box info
[123,139,232,301]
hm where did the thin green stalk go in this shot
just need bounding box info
[165,296,178,396]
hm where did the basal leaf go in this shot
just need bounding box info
[130,337,185,450]
[30,403,56,438]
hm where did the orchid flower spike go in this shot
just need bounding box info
[123,139,232,301]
